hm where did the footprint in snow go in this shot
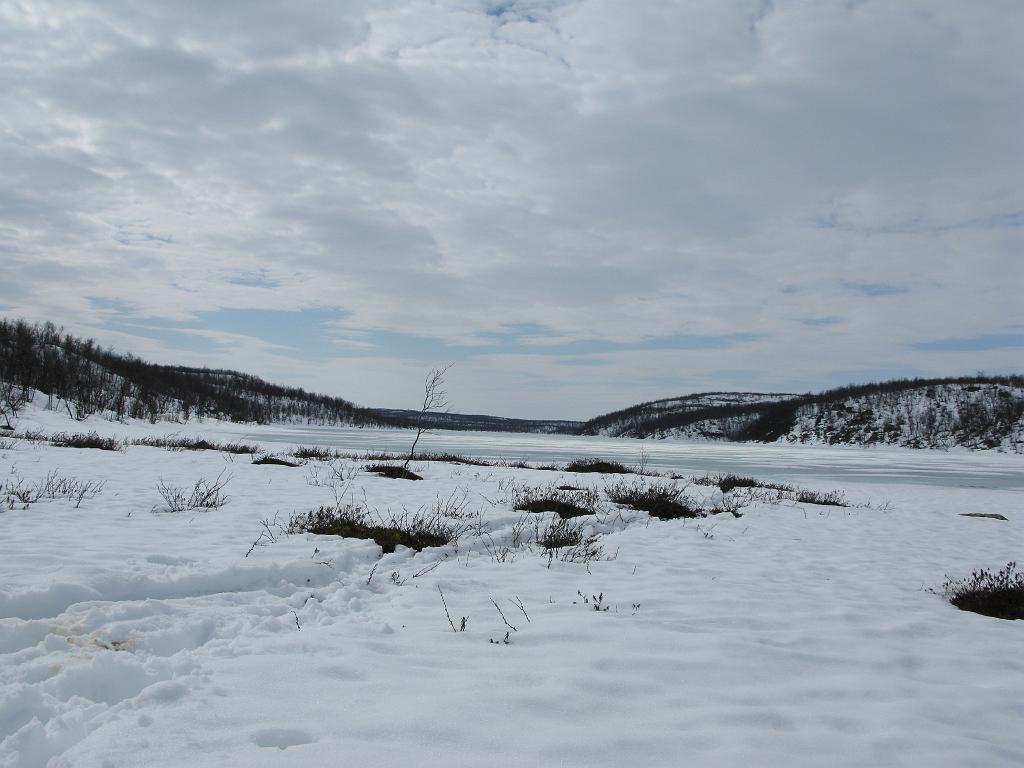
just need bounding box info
[251,728,316,750]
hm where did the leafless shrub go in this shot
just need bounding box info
[3,476,39,509]
[536,516,604,565]
[433,487,474,519]
[155,471,231,513]
[9,428,47,442]
[305,458,357,488]
[245,513,288,557]
[287,503,464,553]
[3,471,104,510]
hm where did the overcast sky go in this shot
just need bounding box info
[1,1,1022,420]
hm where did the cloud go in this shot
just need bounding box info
[911,334,1024,352]
[1,0,1022,418]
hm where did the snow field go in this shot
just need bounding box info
[1,415,1022,767]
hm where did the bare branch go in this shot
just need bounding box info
[489,597,518,632]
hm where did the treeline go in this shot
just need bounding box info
[580,392,793,436]
[0,318,393,426]
[371,408,580,434]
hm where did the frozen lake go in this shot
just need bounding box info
[239,425,1024,491]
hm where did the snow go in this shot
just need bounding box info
[2,404,1023,766]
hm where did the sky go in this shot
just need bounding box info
[1,1,1022,420]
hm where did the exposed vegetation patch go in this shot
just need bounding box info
[512,485,599,519]
[794,489,847,506]
[287,504,457,553]
[50,431,124,451]
[291,445,338,461]
[605,479,703,520]
[564,458,632,474]
[417,452,493,466]
[252,456,301,467]
[701,473,794,493]
[366,463,423,481]
[536,516,586,549]
[943,562,1024,620]
[303,447,501,467]
[132,436,260,454]
[8,428,48,442]
[533,517,604,564]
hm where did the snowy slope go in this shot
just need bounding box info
[786,382,1024,451]
[586,380,1024,452]
[1,408,1022,766]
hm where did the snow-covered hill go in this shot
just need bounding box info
[785,381,1024,451]
[581,378,1024,452]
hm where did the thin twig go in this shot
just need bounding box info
[489,597,518,632]
[438,584,458,633]
[510,595,530,623]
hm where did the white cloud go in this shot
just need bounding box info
[1,0,1021,418]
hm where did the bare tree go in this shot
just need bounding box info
[0,380,28,429]
[404,364,453,470]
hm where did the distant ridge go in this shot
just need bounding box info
[3,317,1021,449]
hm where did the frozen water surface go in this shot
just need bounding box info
[245,425,1024,490]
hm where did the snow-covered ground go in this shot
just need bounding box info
[2,406,1022,767]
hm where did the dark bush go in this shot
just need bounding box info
[944,562,1024,620]
[536,516,587,549]
[715,473,794,493]
[795,489,847,506]
[219,442,261,455]
[366,463,423,480]
[417,452,492,466]
[51,432,123,451]
[132,436,259,454]
[252,456,300,467]
[564,458,632,474]
[692,473,793,493]
[287,504,457,553]
[605,479,703,520]
[292,445,338,460]
[512,486,599,519]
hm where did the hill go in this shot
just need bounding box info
[0,317,578,434]
[0,318,392,428]
[578,377,1024,452]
